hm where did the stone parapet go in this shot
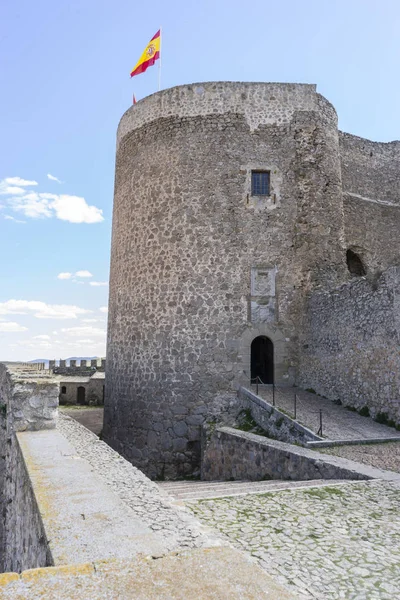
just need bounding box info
[0,363,58,432]
[201,426,400,482]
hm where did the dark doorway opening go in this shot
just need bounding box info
[251,336,274,384]
[77,386,86,405]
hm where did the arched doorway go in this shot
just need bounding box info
[77,386,86,405]
[251,336,274,384]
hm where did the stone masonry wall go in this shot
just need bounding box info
[299,267,400,423]
[201,426,370,481]
[0,364,58,572]
[105,81,347,478]
[340,132,400,274]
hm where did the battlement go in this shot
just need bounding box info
[49,358,106,374]
[117,81,338,148]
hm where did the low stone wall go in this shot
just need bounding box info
[201,426,400,482]
[238,386,320,445]
[0,364,58,572]
[299,267,400,424]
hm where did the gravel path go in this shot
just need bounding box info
[57,413,223,553]
[187,480,400,600]
[317,442,400,473]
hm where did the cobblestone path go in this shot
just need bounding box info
[254,386,400,442]
[318,442,400,474]
[187,481,400,599]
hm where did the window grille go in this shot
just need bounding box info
[251,171,270,196]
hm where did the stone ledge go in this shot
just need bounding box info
[17,429,168,565]
[0,548,296,599]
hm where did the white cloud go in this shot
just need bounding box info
[89,281,108,287]
[33,334,51,340]
[0,321,28,332]
[0,178,103,224]
[47,173,62,183]
[5,177,38,187]
[51,195,103,224]
[0,186,27,196]
[60,326,106,338]
[10,192,53,218]
[57,272,72,280]
[75,270,93,278]
[99,306,108,313]
[4,215,26,223]
[81,318,102,323]
[0,300,91,319]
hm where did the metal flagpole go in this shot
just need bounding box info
[158,26,162,91]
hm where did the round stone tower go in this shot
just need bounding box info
[104,82,346,478]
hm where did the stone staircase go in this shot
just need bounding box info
[157,478,352,501]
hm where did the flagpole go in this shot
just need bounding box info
[158,26,162,91]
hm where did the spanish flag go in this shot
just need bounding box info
[130,30,161,78]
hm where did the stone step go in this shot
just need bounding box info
[158,478,357,501]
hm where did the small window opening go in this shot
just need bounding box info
[251,171,270,196]
[61,386,66,394]
[346,249,366,276]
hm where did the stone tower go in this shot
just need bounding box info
[104,82,347,478]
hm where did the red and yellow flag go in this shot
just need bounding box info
[130,30,161,78]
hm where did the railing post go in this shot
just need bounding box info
[272,382,275,407]
[256,377,259,396]
[318,409,323,437]
[294,393,297,420]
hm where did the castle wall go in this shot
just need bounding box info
[0,364,57,572]
[339,133,400,272]
[105,82,346,478]
[299,267,400,424]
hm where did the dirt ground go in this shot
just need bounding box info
[60,406,104,436]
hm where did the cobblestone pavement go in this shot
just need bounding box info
[254,385,400,442]
[318,442,400,474]
[187,481,400,600]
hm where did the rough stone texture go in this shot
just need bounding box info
[0,363,58,573]
[237,386,320,445]
[0,548,296,600]
[105,81,347,478]
[300,267,400,424]
[187,480,400,600]
[340,132,400,274]
[201,426,400,482]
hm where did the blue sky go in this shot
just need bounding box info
[0,0,399,360]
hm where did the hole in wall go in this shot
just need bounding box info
[346,249,366,276]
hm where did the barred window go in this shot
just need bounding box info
[251,171,270,196]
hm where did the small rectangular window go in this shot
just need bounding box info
[61,386,66,394]
[251,171,270,196]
